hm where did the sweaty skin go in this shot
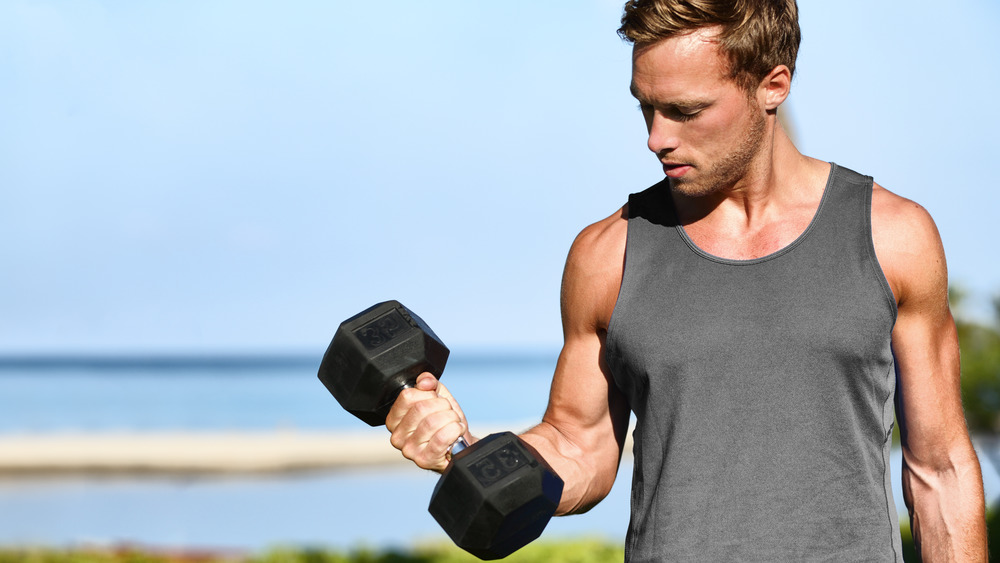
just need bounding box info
[385,27,987,561]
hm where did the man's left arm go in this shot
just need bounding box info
[872,184,988,561]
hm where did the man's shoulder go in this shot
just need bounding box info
[870,182,941,247]
[560,205,630,331]
[869,181,947,307]
[570,205,629,264]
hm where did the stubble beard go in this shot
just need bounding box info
[671,106,768,198]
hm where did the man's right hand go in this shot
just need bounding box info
[385,371,473,472]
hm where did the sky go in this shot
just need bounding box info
[1,1,998,355]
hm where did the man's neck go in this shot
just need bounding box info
[670,120,832,260]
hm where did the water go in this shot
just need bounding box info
[0,467,633,551]
[0,355,997,551]
[0,353,557,432]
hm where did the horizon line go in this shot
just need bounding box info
[0,348,560,371]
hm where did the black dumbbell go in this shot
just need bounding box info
[317,300,563,560]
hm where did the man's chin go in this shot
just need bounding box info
[668,176,709,197]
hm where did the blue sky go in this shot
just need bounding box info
[2,1,998,354]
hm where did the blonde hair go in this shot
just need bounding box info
[618,0,800,92]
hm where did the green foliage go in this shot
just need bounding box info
[249,539,623,563]
[950,287,1000,435]
[12,522,1000,563]
[0,548,186,563]
[956,320,1000,435]
[0,540,625,563]
[898,519,918,562]
[252,546,358,563]
[990,506,1000,562]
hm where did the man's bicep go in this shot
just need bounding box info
[542,213,630,461]
[543,330,630,456]
[892,304,965,456]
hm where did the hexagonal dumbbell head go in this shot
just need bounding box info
[317,300,450,426]
[429,432,564,560]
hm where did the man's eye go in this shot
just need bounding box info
[672,108,701,121]
[637,103,701,121]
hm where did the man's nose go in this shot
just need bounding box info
[647,112,680,155]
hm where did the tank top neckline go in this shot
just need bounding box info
[671,162,838,266]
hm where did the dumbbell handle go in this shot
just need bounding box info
[451,436,470,456]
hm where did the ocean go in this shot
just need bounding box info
[0,353,557,433]
[0,354,996,552]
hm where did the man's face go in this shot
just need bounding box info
[630,27,767,197]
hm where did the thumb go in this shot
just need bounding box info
[414,372,440,391]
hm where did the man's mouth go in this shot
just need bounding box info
[663,162,692,178]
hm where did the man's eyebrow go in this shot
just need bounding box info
[629,85,709,109]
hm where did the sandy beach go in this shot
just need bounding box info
[0,430,405,476]
[0,429,636,477]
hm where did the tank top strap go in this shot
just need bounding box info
[627,178,675,227]
[805,162,875,246]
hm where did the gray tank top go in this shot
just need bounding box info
[606,164,902,562]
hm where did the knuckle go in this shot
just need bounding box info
[400,441,421,463]
[389,431,405,451]
[394,389,418,409]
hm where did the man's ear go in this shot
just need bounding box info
[759,64,791,111]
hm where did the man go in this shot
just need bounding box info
[386,1,988,560]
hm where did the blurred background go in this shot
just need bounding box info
[0,0,998,556]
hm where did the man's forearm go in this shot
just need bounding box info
[905,449,988,561]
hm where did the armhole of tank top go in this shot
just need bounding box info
[862,179,900,325]
[605,199,636,357]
